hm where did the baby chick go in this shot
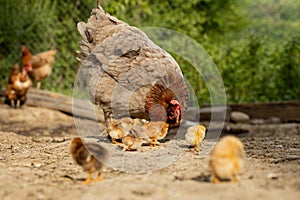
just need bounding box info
[107,117,133,144]
[121,129,145,151]
[108,118,148,145]
[142,121,169,147]
[185,125,206,151]
[70,137,107,184]
[209,135,246,183]
[107,120,125,144]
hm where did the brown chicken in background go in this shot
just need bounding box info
[76,1,189,128]
[5,63,32,108]
[209,135,246,183]
[21,45,56,89]
[185,125,206,151]
[70,137,107,184]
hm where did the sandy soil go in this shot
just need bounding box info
[0,104,299,200]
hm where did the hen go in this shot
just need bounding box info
[76,1,189,127]
[21,45,57,89]
[5,63,32,108]
[70,137,107,184]
[209,135,246,183]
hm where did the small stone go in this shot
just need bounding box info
[231,111,250,123]
[51,137,66,143]
[32,163,42,168]
[266,117,282,124]
[267,173,278,180]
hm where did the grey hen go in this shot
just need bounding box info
[76,1,189,127]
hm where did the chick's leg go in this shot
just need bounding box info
[82,172,93,184]
[92,172,103,182]
[194,145,200,152]
[211,173,220,184]
[122,146,129,151]
[232,174,238,182]
[112,138,122,145]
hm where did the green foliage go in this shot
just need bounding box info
[0,0,95,94]
[0,0,299,104]
[0,0,56,89]
[275,36,300,100]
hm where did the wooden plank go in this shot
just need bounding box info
[230,101,300,122]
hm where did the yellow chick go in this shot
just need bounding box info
[185,125,206,151]
[209,135,246,183]
[70,137,107,184]
[142,121,169,147]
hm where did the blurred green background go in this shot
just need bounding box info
[0,0,299,104]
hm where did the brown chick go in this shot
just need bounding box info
[70,137,107,184]
[142,121,169,147]
[209,135,246,183]
[107,117,147,145]
[5,63,32,107]
[107,117,134,144]
[185,125,206,151]
[107,120,125,144]
[121,129,146,151]
[21,45,56,89]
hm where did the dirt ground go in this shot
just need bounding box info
[0,104,299,200]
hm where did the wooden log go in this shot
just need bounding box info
[1,89,299,122]
[230,101,300,122]
[186,105,231,122]
[0,89,105,122]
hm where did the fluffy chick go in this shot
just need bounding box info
[185,125,206,151]
[108,118,148,145]
[121,129,145,151]
[209,135,246,183]
[142,121,169,147]
[70,137,107,184]
[107,117,132,144]
[107,120,125,144]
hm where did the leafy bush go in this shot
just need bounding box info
[0,0,299,104]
